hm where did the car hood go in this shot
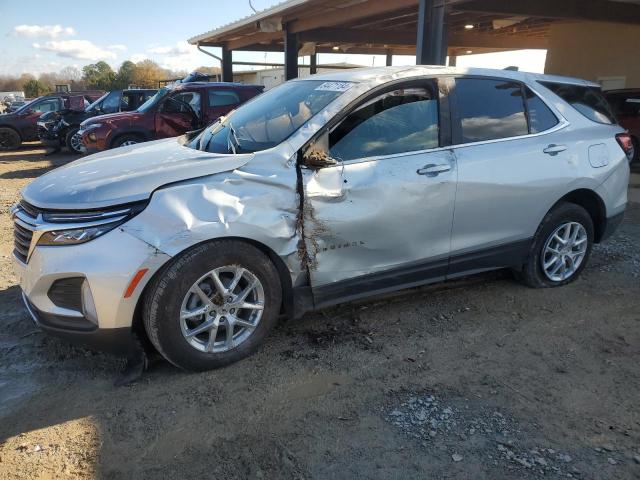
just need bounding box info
[0,112,18,122]
[21,137,254,210]
[81,110,142,127]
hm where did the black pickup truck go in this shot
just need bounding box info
[38,88,156,153]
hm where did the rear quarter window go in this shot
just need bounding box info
[540,82,616,125]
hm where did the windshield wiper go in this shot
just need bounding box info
[228,121,241,154]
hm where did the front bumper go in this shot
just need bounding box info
[13,227,171,352]
[22,292,132,355]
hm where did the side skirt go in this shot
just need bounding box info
[297,238,532,315]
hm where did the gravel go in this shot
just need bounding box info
[385,393,631,477]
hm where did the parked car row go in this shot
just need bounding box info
[0,72,265,154]
[38,88,157,153]
[0,91,103,150]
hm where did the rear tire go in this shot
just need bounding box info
[516,203,594,288]
[113,134,143,148]
[0,127,21,151]
[143,240,282,371]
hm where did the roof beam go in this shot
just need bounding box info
[456,0,640,24]
[298,27,416,45]
[298,28,548,49]
[289,0,418,33]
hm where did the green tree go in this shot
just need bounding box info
[23,79,51,97]
[82,61,117,90]
[116,60,136,89]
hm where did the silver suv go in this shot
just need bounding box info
[12,67,630,371]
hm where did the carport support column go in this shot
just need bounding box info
[416,0,447,65]
[310,53,317,75]
[222,45,233,83]
[284,28,299,80]
[386,51,393,66]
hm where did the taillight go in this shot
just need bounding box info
[616,132,634,161]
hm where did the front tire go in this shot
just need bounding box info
[517,203,594,288]
[113,134,143,148]
[65,128,85,154]
[0,127,21,150]
[143,240,282,371]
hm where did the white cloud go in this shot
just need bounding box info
[142,41,209,71]
[33,40,117,61]
[148,41,192,56]
[107,44,127,51]
[14,24,75,38]
[130,54,148,63]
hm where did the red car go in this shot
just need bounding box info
[0,91,103,150]
[605,89,640,163]
[79,81,264,153]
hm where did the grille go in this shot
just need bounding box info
[13,202,38,263]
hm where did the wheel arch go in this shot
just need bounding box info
[552,189,607,243]
[0,124,22,140]
[109,129,152,149]
[130,236,295,346]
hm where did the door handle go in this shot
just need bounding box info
[417,163,452,176]
[543,144,568,156]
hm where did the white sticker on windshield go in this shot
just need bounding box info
[315,81,352,92]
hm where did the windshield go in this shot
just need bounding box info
[85,92,109,112]
[137,86,171,113]
[189,80,351,154]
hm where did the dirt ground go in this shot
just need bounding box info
[0,143,639,480]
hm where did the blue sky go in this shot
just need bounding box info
[0,0,546,76]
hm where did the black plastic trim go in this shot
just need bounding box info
[22,292,131,355]
[47,277,84,312]
[599,211,625,243]
[306,238,533,313]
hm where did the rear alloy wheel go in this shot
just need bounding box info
[0,127,21,151]
[65,128,85,154]
[114,135,142,148]
[516,202,594,288]
[143,240,282,371]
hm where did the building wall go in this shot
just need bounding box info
[233,66,361,90]
[545,21,640,89]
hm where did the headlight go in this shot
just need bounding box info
[82,123,102,131]
[37,222,121,246]
[34,202,147,247]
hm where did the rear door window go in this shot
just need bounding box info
[454,78,529,143]
[209,90,240,107]
[540,82,616,124]
[329,86,440,161]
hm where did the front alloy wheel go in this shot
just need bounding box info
[180,266,265,353]
[143,240,282,371]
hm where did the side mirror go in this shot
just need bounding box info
[302,131,339,168]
